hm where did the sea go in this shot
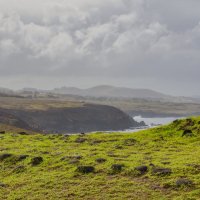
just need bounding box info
[133,115,182,127]
[111,115,183,133]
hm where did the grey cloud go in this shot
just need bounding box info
[0,0,199,95]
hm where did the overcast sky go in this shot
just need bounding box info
[0,0,199,96]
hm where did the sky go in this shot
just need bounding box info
[0,0,200,96]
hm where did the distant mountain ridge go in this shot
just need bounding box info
[0,85,200,103]
[0,87,14,94]
[53,85,170,99]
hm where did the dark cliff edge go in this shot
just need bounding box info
[0,110,32,130]
[0,104,143,133]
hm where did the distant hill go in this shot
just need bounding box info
[1,85,200,103]
[53,85,170,99]
[0,87,14,95]
[0,87,22,98]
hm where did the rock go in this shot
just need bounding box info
[138,121,146,126]
[63,134,70,138]
[179,119,195,131]
[176,178,193,187]
[0,182,7,187]
[111,164,124,173]
[173,119,180,125]
[135,165,148,175]
[96,158,107,163]
[61,155,82,161]
[0,153,13,161]
[152,167,172,176]
[75,138,87,143]
[182,130,193,137]
[73,155,82,160]
[0,131,5,134]
[31,157,43,166]
[186,118,195,126]
[18,155,29,161]
[18,132,29,135]
[76,166,95,174]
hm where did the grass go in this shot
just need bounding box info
[85,97,200,116]
[1,96,200,116]
[1,117,200,199]
[0,97,84,110]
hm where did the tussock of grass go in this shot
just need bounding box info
[1,117,200,199]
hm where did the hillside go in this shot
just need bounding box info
[53,85,170,99]
[0,97,139,133]
[1,87,200,117]
[1,117,200,199]
[84,98,200,117]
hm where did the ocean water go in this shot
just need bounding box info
[133,115,182,127]
[93,116,183,134]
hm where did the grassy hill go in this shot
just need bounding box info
[53,85,169,99]
[1,117,200,199]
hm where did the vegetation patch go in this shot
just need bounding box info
[1,117,200,199]
[0,153,13,161]
[111,164,125,174]
[175,178,194,188]
[151,167,172,176]
[30,157,43,166]
[76,166,95,174]
[135,165,148,175]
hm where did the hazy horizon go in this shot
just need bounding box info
[1,84,198,98]
[0,0,200,96]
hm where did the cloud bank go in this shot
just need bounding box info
[0,0,200,95]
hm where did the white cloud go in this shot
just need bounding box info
[0,39,19,57]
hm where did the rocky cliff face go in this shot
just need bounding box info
[0,104,141,133]
[0,110,31,130]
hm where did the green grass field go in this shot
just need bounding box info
[1,117,200,200]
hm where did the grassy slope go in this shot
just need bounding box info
[86,98,200,116]
[1,117,200,199]
[1,96,200,116]
[0,97,84,110]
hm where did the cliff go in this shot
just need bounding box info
[0,103,141,133]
